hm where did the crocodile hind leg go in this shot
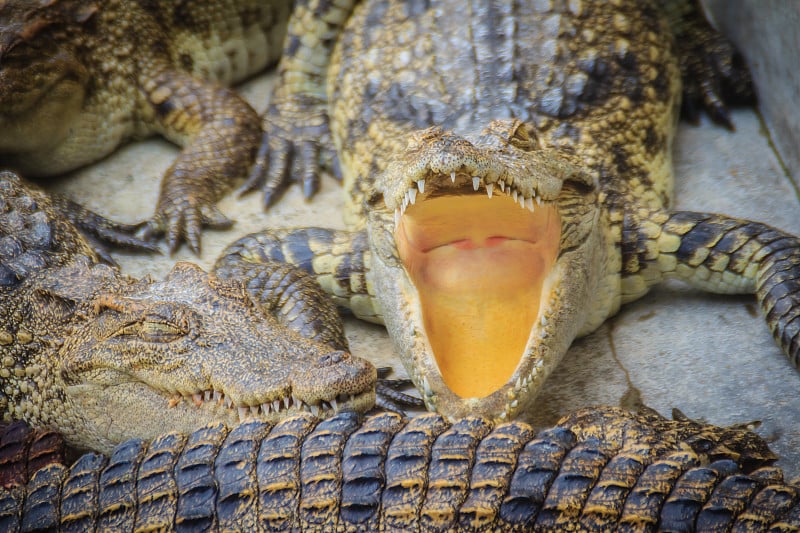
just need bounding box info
[623,208,800,366]
[135,66,263,255]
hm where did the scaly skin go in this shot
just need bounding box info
[0,407,793,532]
[0,422,64,490]
[0,171,378,453]
[218,0,800,420]
[0,0,291,254]
[0,420,66,488]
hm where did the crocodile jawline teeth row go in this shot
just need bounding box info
[394,173,544,225]
[167,389,362,422]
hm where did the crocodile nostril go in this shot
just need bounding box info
[318,350,348,366]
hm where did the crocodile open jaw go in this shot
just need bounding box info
[394,172,561,399]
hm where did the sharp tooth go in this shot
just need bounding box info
[273,399,281,413]
[417,179,425,193]
[450,171,456,183]
[261,402,271,415]
[321,401,330,412]
[512,190,518,202]
[408,187,417,204]
[204,390,211,402]
[535,196,542,206]
[472,177,480,191]
[330,398,338,411]
[499,180,505,192]
[519,195,525,208]
[168,394,181,408]
[283,397,291,410]
[526,197,534,212]
[226,396,234,409]
[192,393,203,407]
[486,183,493,198]
[402,194,408,211]
[250,405,260,416]
[310,404,320,417]
[213,391,222,404]
[238,406,248,421]
[394,209,400,227]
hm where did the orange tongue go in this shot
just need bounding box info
[396,194,561,398]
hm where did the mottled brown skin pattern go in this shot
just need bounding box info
[0,171,377,453]
[220,0,800,420]
[0,407,795,532]
[0,0,291,253]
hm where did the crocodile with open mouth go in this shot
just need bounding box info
[0,170,384,453]
[219,0,800,420]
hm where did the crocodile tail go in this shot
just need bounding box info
[216,227,383,324]
[0,421,65,490]
[0,410,798,531]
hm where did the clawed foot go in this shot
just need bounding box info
[52,196,160,265]
[374,367,425,415]
[676,1,755,129]
[136,197,234,256]
[238,101,337,208]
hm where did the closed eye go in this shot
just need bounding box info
[115,321,186,343]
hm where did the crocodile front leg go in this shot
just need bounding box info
[136,65,262,254]
[623,208,800,366]
[214,240,350,352]
[240,0,360,206]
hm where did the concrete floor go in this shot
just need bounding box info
[51,71,800,477]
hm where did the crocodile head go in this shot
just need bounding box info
[0,0,96,158]
[366,119,603,420]
[42,261,375,452]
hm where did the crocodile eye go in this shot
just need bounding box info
[115,320,186,342]
[138,321,186,343]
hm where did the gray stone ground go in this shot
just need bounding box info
[51,72,800,477]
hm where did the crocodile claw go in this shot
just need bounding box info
[374,367,425,415]
[239,100,333,208]
[138,200,234,256]
[675,0,754,130]
[52,196,160,265]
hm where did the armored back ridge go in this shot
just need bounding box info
[0,407,796,531]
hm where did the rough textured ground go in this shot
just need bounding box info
[48,70,800,477]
